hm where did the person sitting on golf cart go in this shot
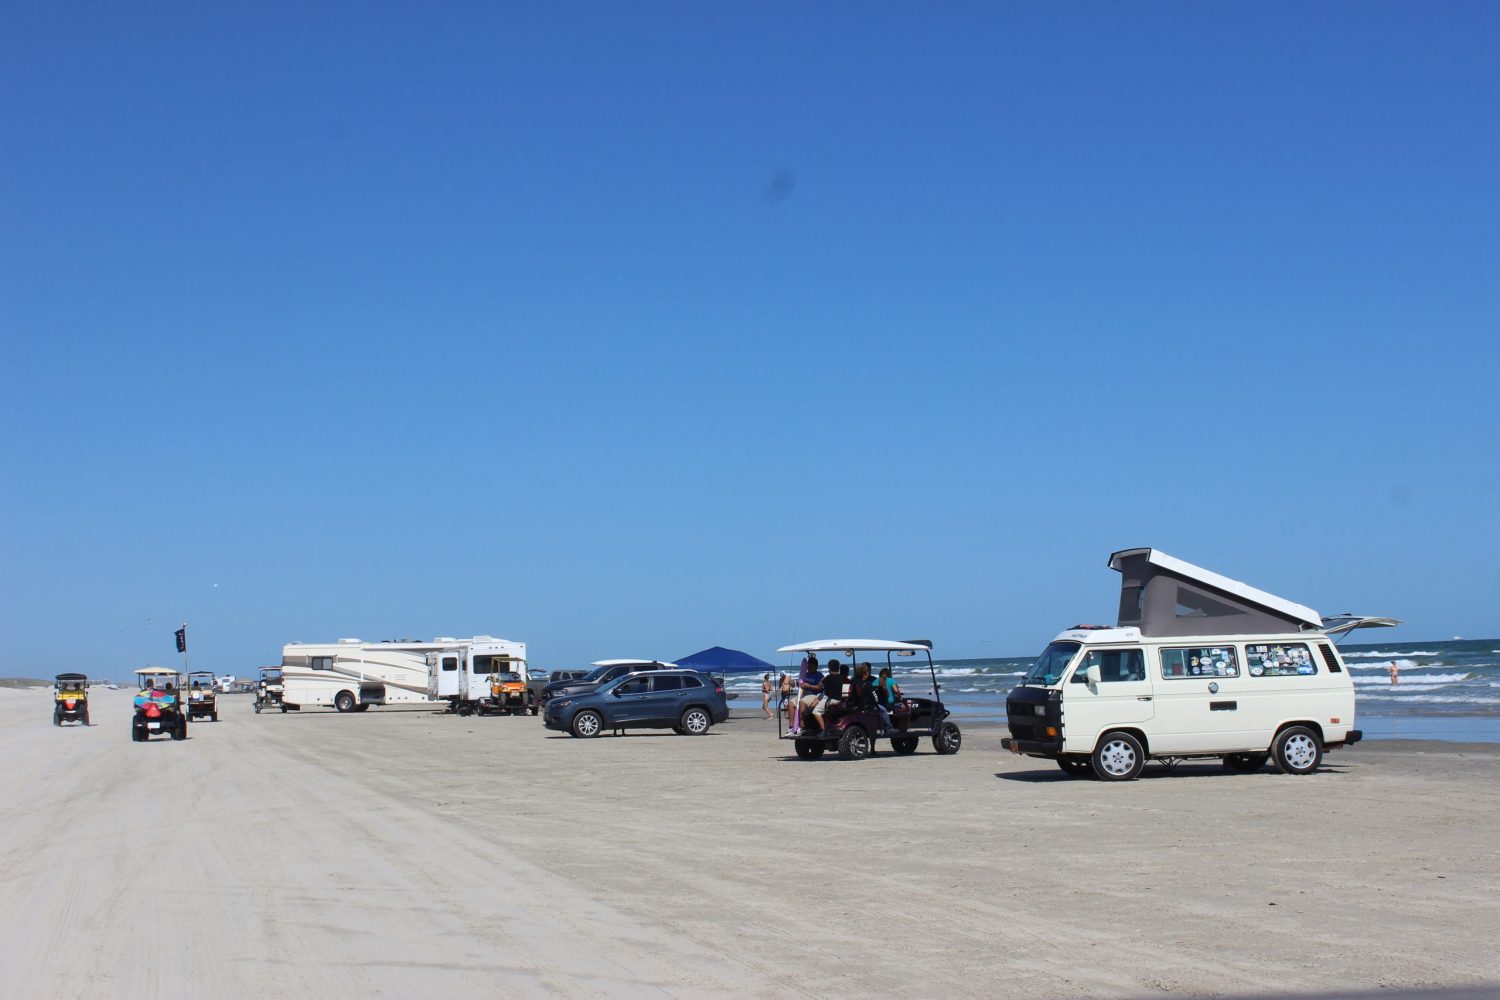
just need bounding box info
[876,666,902,734]
[796,656,824,735]
[812,659,846,732]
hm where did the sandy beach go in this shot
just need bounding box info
[2,687,1498,1000]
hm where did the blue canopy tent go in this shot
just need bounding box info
[672,646,775,675]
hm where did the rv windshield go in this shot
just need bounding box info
[1021,642,1081,686]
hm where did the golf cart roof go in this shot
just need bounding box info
[188,670,215,678]
[135,667,182,677]
[55,672,88,681]
[777,639,934,654]
[590,659,678,668]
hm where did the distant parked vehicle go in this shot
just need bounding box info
[54,673,90,726]
[186,670,219,722]
[132,667,188,742]
[543,669,728,738]
[538,660,676,705]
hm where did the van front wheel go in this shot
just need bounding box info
[1092,731,1145,781]
[1273,726,1322,775]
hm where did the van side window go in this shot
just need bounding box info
[1160,646,1239,679]
[310,657,333,671]
[1246,643,1317,677]
[1070,649,1146,683]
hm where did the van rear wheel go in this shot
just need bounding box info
[1092,731,1145,781]
[1273,726,1322,775]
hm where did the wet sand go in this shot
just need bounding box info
[2,687,1498,999]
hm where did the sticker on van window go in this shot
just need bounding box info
[1246,643,1316,677]
[1161,647,1240,680]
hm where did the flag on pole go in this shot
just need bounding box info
[175,626,187,654]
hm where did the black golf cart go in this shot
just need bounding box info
[54,673,90,726]
[776,639,962,761]
[254,667,286,714]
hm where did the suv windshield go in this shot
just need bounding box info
[1021,642,1081,686]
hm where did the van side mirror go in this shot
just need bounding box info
[1086,665,1102,686]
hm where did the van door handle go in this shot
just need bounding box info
[1136,696,1152,701]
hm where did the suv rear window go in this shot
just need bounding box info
[681,674,704,688]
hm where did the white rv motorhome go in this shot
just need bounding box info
[280,636,518,713]
[1001,548,1399,780]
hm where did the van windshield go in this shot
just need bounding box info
[1021,642,1081,686]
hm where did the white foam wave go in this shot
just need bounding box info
[1349,659,1425,671]
[1344,650,1440,659]
[1353,672,1472,686]
[1358,694,1500,705]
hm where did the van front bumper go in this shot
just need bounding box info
[1001,736,1065,756]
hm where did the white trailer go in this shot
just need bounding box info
[280,636,520,713]
[426,639,529,712]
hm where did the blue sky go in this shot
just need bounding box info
[3,3,1497,677]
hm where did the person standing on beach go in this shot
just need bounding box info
[761,673,773,719]
[778,672,794,725]
[1389,660,1400,686]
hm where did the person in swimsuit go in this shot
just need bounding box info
[761,673,773,718]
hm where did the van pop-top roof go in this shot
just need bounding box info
[1109,548,1323,638]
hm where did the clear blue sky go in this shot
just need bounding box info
[3,3,1497,677]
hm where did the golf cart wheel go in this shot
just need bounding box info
[172,718,187,741]
[679,707,711,736]
[837,725,871,761]
[1092,731,1145,781]
[1058,757,1094,778]
[891,736,919,755]
[82,708,90,726]
[1273,726,1322,775]
[53,711,61,727]
[279,705,288,713]
[211,712,218,722]
[334,690,357,713]
[932,721,962,755]
[794,739,825,760]
[530,705,539,716]
[571,710,603,739]
[1223,752,1270,773]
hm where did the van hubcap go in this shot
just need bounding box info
[1100,740,1136,775]
[1284,735,1316,768]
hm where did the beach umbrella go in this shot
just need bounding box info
[672,646,775,675]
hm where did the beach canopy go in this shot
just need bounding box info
[673,646,775,675]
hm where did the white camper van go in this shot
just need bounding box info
[1001,548,1398,780]
[280,636,517,713]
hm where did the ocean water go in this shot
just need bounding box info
[727,638,1500,744]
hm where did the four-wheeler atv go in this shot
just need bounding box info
[186,670,219,722]
[132,667,189,742]
[776,639,962,762]
[54,673,90,726]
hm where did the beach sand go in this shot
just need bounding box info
[2,687,1498,999]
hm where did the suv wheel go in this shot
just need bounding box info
[679,707,711,735]
[1273,726,1322,775]
[1092,731,1145,781]
[571,710,603,739]
[334,691,356,713]
[932,721,962,755]
[837,726,871,761]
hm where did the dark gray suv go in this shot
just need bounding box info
[543,670,729,738]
